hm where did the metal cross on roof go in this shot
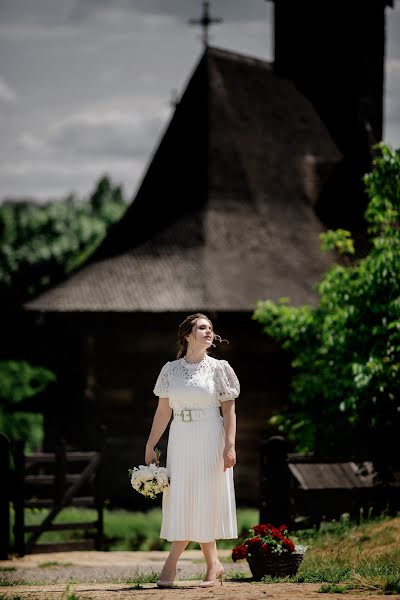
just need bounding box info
[188,1,223,48]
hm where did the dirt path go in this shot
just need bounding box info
[0,581,389,599]
[0,550,389,599]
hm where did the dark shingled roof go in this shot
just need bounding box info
[25,47,341,313]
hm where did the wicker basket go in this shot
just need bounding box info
[247,552,304,580]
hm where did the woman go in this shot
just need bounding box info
[145,313,240,588]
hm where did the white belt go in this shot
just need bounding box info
[173,407,221,422]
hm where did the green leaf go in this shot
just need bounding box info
[252,143,400,456]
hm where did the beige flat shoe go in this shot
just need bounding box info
[199,562,224,587]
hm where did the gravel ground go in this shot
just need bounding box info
[0,549,245,584]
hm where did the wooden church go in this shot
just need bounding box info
[23,0,393,507]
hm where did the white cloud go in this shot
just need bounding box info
[384,55,400,146]
[14,109,168,158]
[16,133,45,152]
[46,109,169,158]
[0,0,399,202]
[3,105,171,200]
[0,155,144,202]
[0,75,17,104]
[84,7,176,30]
[68,0,272,25]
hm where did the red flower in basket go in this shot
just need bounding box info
[282,537,295,553]
[252,524,270,536]
[231,523,306,580]
[260,543,271,556]
[232,544,248,561]
[246,536,263,549]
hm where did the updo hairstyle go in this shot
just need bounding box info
[176,313,228,359]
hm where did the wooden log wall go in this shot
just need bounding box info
[6,310,291,508]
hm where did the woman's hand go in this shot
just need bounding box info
[223,444,236,471]
[145,444,160,466]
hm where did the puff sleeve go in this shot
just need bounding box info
[215,360,240,402]
[153,362,170,397]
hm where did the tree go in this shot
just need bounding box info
[253,143,400,465]
[0,174,128,305]
[0,360,56,452]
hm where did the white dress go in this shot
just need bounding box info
[153,353,240,543]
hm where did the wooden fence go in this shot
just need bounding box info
[0,430,106,558]
[260,435,400,528]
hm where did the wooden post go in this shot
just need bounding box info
[95,425,106,550]
[260,435,291,528]
[13,440,26,556]
[54,439,67,505]
[0,433,11,559]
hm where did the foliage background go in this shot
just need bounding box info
[0,174,128,450]
[0,174,127,306]
[0,360,56,451]
[253,144,400,463]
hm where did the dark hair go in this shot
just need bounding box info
[176,313,228,359]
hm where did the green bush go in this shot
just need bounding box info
[0,175,128,305]
[253,143,400,457]
[0,360,56,451]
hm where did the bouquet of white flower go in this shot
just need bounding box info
[128,448,170,499]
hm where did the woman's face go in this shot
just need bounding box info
[186,317,214,348]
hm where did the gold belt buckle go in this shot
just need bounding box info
[182,409,192,422]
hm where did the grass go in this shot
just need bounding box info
[0,580,24,587]
[258,555,400,594]
[0,578,67,587]
[5,506,400,594]
[38,561,73,568]
[383,575,400,595]
[293,510,398,557]
[318,583,351,593]
[12,505,258,551]
[111,569,208,585]
[61,585,81,600]
[121,569,160,584]
[226,570,248,580]
[0,585,83,600]
[121,570,206,583]
[0,568,16,572]
[251,513,400,595]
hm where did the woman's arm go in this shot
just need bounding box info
[221,400,236,471]
[145,397,172,464]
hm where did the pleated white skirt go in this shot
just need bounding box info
[160,407,238,542]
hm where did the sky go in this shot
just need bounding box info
[1,0,400,204]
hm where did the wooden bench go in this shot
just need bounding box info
[260,435,400,528]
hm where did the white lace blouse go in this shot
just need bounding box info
[153,354,240,410]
